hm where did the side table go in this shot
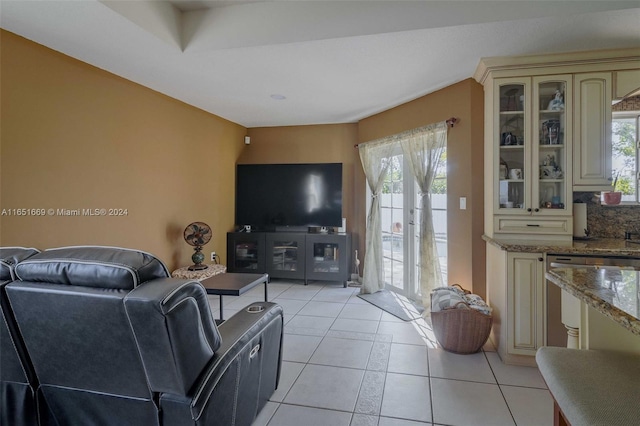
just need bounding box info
[171,263,226,280]
[201,273,269,321]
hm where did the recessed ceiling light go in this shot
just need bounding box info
[270,94,286,100]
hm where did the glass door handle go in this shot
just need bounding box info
[408,221,415,225]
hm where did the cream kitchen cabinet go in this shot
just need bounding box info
[476,49,638,241]
[506,252,546,357]
[573,72,613,191]
[486,243,545,366]
[478,49,639,366]
[613,69,640,101]
[487,75,572,239]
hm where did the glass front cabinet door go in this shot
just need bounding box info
[305,234,351,286]
[494,76,572,218]
[532,75,572,216]
[265,233,305,280]
[227,232,266,273]
[495,78,530,214]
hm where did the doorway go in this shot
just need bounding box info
[378,149,447,301]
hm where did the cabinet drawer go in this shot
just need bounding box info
[495,217,570,234]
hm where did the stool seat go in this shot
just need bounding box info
[536,347,640,426]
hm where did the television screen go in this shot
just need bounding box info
[236,163,343,229]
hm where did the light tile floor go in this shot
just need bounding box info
[206,280,553,426]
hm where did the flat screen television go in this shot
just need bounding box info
[235,163,343,230]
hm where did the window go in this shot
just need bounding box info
[612,112,639,203]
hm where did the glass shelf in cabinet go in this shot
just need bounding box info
[500,179,525,183]
[539,178,564,182]
[539,144,564,149]
[500,145,524,150]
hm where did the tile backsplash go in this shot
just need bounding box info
[574,192,640,238]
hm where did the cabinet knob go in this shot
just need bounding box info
[538,257,544,262]
[527,208,532,212]
[534,208,539,212]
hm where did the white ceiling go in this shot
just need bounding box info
[1,1,639,128]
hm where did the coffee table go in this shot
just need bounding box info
[200,273,269,321]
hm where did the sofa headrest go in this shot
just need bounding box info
[15,246,170,290]
[0,247,40,281]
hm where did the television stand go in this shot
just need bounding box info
[227,231,351,287]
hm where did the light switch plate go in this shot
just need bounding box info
[460,197,467,210]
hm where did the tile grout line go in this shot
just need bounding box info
[267,281,341,424]
[273,282,505,425]
[266,281,550,426]
[426,346,435,426]
[483,349,518,426]
[352,318,385,418]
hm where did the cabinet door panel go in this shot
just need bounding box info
[305,234,350,284]
[266,233,306,279]
[614,69,640,100]
[532,75,572,216]
[227,233,266,273]
[507,253,545,355]
[494,79,531,215]
[573,73,612,189]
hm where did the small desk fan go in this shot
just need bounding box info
[184,222,212,270]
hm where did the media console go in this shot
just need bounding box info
[227,232,351,287]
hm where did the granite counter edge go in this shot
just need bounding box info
[482,235,640,256]
[545,269,640,337]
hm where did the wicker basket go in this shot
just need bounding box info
[431,300,493,354]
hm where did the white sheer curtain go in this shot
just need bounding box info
[358,140,397,294]
[400,121,448,313]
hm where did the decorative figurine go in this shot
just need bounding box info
[548,90,564,111]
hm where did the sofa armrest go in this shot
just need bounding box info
[124,278,222,395]
[161,301,284,425]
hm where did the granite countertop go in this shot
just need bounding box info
[546,267,640,336]
[483,235,640,257]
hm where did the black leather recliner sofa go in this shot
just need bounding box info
[2,246,283,426]
[1,247,45,426]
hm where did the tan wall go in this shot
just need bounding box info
[1,30,486,295]
[240,124,360,247]
[358,79,486,297]
[0,31,246,271]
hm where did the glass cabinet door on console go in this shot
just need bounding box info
[496,79,530,214]
[227,233,266,273]
[305,234,351,287]
[532,75,572,216]
[265,233,305,280]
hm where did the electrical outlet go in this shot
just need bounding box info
[211,251,216,261]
